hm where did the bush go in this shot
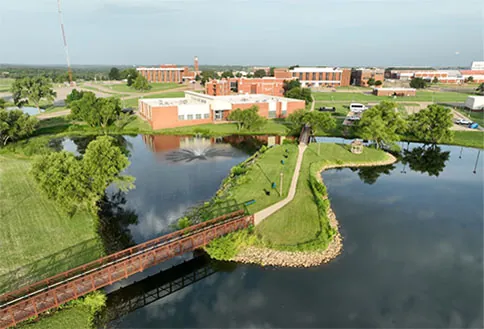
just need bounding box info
[204,227,256,260]
[282,138,297,145]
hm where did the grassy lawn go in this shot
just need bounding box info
[124,91,186,108]
[20,305,92,329]
[450,131,484,149]
[0,155,103,285]
[0,78,14,92]
[224,144,299,214]
[158,120,290,136]
[256,143,390,248]
[110,82,182,93]
[312,90,469,103]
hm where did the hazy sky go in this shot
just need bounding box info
[0,0,483,67]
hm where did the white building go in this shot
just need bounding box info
[471,61,484,70]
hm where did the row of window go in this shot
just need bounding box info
[269,110,287,118]
[178,113,210,121]
[295,72,341,81]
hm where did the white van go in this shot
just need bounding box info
[350,103,368,113]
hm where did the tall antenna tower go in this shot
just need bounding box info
[57,0,73,85]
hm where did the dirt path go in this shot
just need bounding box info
[254,143,307,225]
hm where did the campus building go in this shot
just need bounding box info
[385,68,465,84]
[205,77,287,97]
[136,56,200,83]
[351,68,385,86]
[142,135,288,153]
[274,67,351,87]
[139,91,305,130]
[373,87,416,97]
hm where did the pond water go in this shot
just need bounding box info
[7,106,42,116]
[59,136,483,328]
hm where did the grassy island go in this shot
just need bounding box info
[205,142,394,262]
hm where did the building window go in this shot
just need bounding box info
[281,110,287,117]
[196,114,202,119]
[268,111,276,119]
[319,72,323,80]
[204,113,210,119]
[187,114,194,120]
[325,73,330,80]
[178,115,185,120]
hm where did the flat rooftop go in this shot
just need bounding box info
[140,91,304,107]
[291,67,342,73]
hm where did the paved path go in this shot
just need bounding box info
[310,95,315,112]
[37,110,71,119]
[253,143,307,225]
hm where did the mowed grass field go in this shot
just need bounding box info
[0,155,102,279]
[256,143,390,248]
[451,131,484,149]
[110,82,182,93]
[0,78,14,92]
[312,90,469,103]
[158,119,290,136]
[124,91,186,108]
[226,144,299,214]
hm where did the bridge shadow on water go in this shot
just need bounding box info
[96,254,236,327]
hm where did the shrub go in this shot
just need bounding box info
[204,227,256,260]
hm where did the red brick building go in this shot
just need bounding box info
[205,77,287,97]
[275,67,351,87]
[460,70,484,83]
[137,56,200,83]
[139,91,305,130]
[351,68,385,86]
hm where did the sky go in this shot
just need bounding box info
[0,0,483,67]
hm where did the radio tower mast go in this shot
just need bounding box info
[57,0,73,86]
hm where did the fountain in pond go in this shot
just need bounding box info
[165,138,234,163]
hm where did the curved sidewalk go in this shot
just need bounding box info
[253,144,307,225]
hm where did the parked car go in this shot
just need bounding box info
[350,103,368,113]
[455,118,472,125]
[318,106,336,112]
[469,122,479,129]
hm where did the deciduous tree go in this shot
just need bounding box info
[367,78,376,86]
[11,77,56,112]
[477,83,484,95]
[283,80,301,95]
[356,101,405,148]
[409,77,428,89]
[70,92,124,132]
[286,109,335,134]
[0,109,38,145]
[407,104,453,144]
[65,89,85,106]
[286,87,312,104]
[108,67,121,80]
[253,69,267,78]
[227,106,266,131]
[31,136,134,215]
[131,75,151,91]
[120,68,138,86]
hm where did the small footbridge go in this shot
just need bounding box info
[0,208,253,328]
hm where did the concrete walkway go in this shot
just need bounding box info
[310,95,315,112]
[253,143,307,225]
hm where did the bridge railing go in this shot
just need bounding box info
[0,209,244,305]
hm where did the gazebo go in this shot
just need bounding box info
[351,139,363,154]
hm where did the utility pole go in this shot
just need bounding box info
[57,0,73,86]
[318,141,321,155]
[280,172,283,197]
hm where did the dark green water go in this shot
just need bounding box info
[59,136,483,328]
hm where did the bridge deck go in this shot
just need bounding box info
[0,211,253,329]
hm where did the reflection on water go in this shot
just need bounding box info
[402,145,450,177]
[7,106,41,116]
[108,142,482,329]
